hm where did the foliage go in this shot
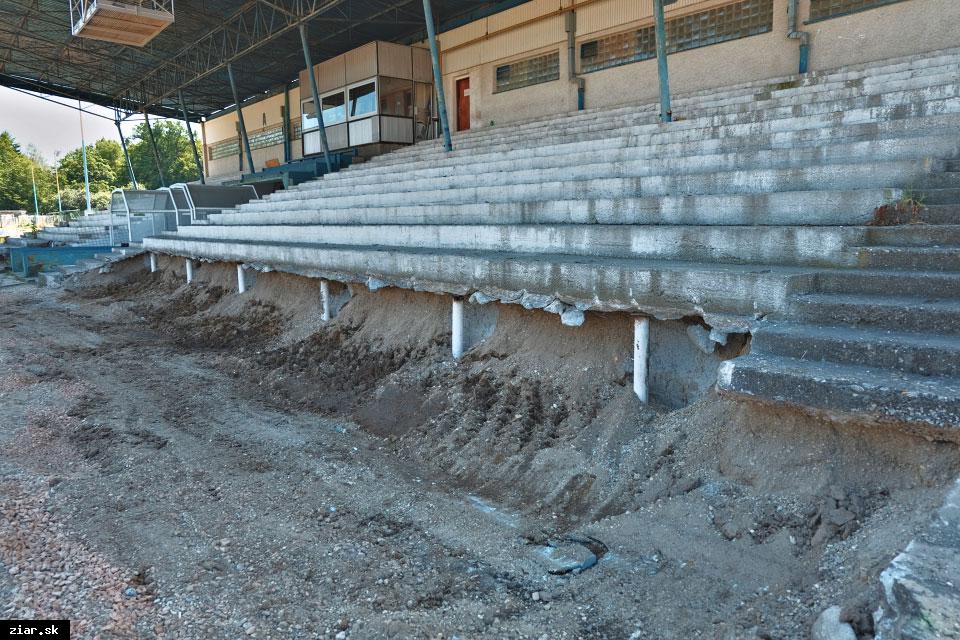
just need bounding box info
[0,120,201,215]
[128,121,202,189]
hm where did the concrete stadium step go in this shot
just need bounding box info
[374,84,960,161]
[750,322,960,378]
[811,270,960,298]
[284,113,960,197]
[378,52,960,153]
[717,353,960,430]
[864,225,960,246]
[143,234,810,319]
[159,224,887,267]
[426,68,960,152]
[214,189,902,227]
[264,134,960,196]
[790,294,960,335]
[241,161,942,213]
[422,67,959,151]
[363,95,960,172]
[914,204,960,223]
[920,190,960,206]
[264,137,960,202]
[855,246,960,271]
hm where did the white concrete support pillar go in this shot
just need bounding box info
[237,264,247,294]
[149,253,157,273]
[634,316,650,404]
[451,298,465,360]
[185,259,194,284]
[320,279,331,322]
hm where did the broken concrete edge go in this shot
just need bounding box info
[874,476,960,639]
[714,384,960,445]
[140,251,760,337]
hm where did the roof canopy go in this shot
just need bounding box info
[1,0,523,120]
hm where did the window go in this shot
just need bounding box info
[348,81,377,119]
[301,99,318,131]
[379,77,414,117]
[494,52,560,93]
[580,0,774,74]
[809,0,908,22]
[321,90,347,125]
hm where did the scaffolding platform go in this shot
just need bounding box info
[70,1,174,47]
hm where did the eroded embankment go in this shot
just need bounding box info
[67,256,960,638]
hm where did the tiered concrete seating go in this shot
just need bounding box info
[37,212,129,246]
[144,45,960,432]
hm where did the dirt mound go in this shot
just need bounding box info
[59,263,960,638]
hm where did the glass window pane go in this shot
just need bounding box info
[379,77,414,117]
[349,82,377,119]
[809,0,906,21]
[494,52,560,93]
[414,82,435,141]
[579,0,774,74]
[321,91,346,125]
[301,99,319,131]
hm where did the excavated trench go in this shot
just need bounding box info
[51,254,960,638]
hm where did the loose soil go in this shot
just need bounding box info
[0,256,957,639]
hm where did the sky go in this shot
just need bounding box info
[0,87,198,164]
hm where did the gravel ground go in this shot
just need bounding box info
[0,266,958,639]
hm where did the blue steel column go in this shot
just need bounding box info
[298,23,334,174]
[653,0,672,123]
[227,63,256,174]
[422,0,453,152]
[178,91,206,184]
[115,117,139,189]
[283,82,292,164]
[143,109,167,187]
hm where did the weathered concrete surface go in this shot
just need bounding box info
[144,46,960,434]
[875,478,960,639]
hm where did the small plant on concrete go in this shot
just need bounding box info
[868,189,926,226]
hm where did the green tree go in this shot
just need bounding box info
[58,139,127,195]
[128,121,201,189]
[0,132,55,213]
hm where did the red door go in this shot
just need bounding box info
[456,77,471,131]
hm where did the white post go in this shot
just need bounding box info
[320,279,331,322]
[634,316,650,403]
[185,258,194,284]
[451,298,465,359]
[237,264,247,294]
[149,253,158,273]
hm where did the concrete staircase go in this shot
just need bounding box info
[144,45,960,433]
[38,212,129,246]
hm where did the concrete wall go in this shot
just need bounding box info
[801,0,960,71]
[201,0,952,176]
[438,0,952,130]
[204,88,300,180]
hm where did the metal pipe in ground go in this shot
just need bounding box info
[634,317,650,403]
[451,298,464,359]
[149,253,158,273]
[320,279,331,322]
[237,264,247,294]
[185,259,194,284]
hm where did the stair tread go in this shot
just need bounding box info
[728,352,960,397]
[757,321,960,350]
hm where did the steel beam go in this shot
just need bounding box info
[179,91,206,184]
[422,0,453,152]
[653,0,672,124]
[227,63,256,175]
[115,117,139,189]
[298,23,333,174]
[143,109,167,188]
